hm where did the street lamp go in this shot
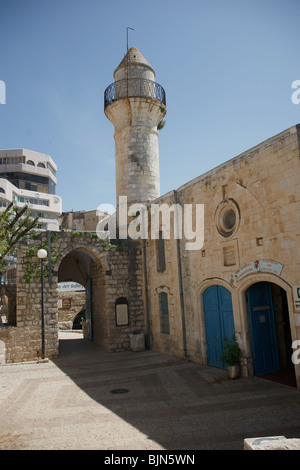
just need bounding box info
[37,249,47,360]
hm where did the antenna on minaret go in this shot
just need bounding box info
[126,27,134,52]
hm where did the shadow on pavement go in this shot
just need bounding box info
[52,332,300,450]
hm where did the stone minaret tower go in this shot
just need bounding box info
[104,47,166,207]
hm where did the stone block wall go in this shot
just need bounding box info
[58,290,85,329]
[144,124,300,387]
[105,97,165,205]
[92,242,144,352]
[0,232,146,363]
[144,191,185,358]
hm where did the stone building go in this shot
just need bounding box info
[103,47,300,388]
[144,124,300,388]
[0,46,299,391]
[0,233,144,362]
[59,209,108,232]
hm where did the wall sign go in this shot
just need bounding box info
[234,259,283,282]
[115,297,129,326]
[58,282,85,292]
[116,304,129,326]
[293,286,300,313]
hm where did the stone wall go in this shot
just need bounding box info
[58,290,85,329]
[105,97,164,205]
[90,241,144,352]
[0,233,145,363]
[145,124,300,387]
[143,191,184,357]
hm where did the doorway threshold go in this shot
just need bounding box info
[259,369,297,388]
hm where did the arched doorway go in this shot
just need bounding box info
[58,246,106,347]
[246,281,296,386]
[203,285,235,369]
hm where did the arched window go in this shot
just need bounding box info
[0,188,5,193]
[37,162,46,168]
[26,160,35,166]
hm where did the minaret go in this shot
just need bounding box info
[104,47,166,208]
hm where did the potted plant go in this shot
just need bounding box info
[220,335,241,379]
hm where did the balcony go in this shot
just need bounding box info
[104,78,166,110]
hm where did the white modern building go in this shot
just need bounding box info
[0,149,62,231]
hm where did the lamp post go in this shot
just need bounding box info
[37,249,47,360]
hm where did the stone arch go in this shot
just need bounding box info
[54,242,110,275]
[2,232,145,362]
[237,273,295,344]
[236,273,299,386]
[57,244,108,347]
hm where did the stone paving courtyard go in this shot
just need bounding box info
[1,331,300,450]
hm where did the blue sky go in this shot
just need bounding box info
[0,0,299,212]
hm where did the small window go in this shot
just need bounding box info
[159,292,170,334]
[37,162,46,168]
[26,160,35,166]
[0,188,5,193]
[156,231,166,272]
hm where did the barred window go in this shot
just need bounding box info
[159,292,170,334]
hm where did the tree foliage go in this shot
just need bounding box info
[0,202,39,274]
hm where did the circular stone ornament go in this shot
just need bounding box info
[215,199,240,238]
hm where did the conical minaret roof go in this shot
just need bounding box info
[114,47,155,78]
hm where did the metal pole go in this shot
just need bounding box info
[41,258,45,360]
[126,27,134,52]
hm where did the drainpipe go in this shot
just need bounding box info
[142,238,151,349]
[174,190,187,358]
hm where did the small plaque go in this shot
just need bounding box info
[293,286,300,313]
[116,303,129,326]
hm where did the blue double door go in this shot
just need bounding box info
[203,285,235,369]
[247,282,279,376]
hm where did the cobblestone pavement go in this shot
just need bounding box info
[1,331,300,450]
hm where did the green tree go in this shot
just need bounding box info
[0,202,39,275]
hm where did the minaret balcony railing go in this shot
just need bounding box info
[104,78,166,110]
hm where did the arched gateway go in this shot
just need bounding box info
[1,232,144,363]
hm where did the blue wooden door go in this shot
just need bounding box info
[85,278,93,340]
[203,285,235,369]
[247,282,279,375]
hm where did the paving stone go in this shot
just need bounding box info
[0,331,300,450]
